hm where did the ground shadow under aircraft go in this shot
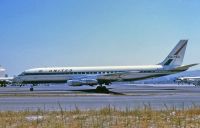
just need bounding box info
[67,88,125,95]
[31,88,125,95]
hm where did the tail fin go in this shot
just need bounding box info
[159,40,188,66]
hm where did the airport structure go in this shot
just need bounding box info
[0,66,5,77]
[12,40,198,91]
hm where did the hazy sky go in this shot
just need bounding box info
[1,0,200,76]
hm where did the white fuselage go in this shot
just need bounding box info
[13,65,181,84]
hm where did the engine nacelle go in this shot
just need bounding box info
[67,79,98,86]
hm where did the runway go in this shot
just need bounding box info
[0,83,200,111]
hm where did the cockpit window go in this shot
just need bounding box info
[19,72,25,76]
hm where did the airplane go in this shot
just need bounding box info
[176,76,200,86]
[13,40,198,92]
[0,66,13,87]
[0,77,14,87]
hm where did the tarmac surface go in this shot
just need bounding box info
[0,83,200,111]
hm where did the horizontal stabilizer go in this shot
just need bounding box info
[173,63,199,71]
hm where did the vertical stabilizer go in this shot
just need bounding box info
[159,40,188,66]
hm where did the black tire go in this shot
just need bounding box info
[96,86,101,90]
[30,88,34,91]
[96,86,109,93]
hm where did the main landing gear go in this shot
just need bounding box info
[95,85,109,93]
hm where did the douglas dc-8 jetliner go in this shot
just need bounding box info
[13,40,198,92]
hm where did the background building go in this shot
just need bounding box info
[0,66,6,77]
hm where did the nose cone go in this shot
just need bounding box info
[13,76,22,83]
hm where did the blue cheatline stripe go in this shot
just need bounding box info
[174,42,187,55]
[164,59,173,66]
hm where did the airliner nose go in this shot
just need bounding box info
[13,76,21,83]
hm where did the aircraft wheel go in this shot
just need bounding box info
[30,87,34,91]
[96,86,109,93]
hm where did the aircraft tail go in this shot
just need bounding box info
[159,40,188,67]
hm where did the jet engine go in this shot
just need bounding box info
[67,79,98,86]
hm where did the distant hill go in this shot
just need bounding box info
[134,70,200,84]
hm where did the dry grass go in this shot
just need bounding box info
[0,105,200,128]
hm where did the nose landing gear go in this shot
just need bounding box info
[30,84,37,91]
[30,85,34,91]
